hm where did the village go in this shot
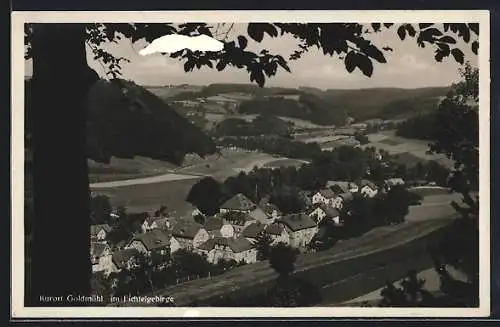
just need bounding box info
[90,173,417,295]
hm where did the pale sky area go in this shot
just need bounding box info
[25,23,478,90]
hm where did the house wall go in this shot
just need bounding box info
[312,193,326,205]
[288,227,318,248]
[193,229,210,248]
[309,207,326,223]
[333,197,344,209]
[97,229,107,241]
[96,253,113,274]
[270,231,290,246]
[170,237,181,254]
[232,249,258,264]
[220,224,235,238]
[127,240,148,254]
[361,186,378,198]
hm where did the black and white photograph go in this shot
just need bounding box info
[12,10,490,318]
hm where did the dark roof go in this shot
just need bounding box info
[198,237,254,253]
[172,222,204,239]
[249,207,272,223]
[317,188,336,198]
[265,223,285,236]
[204,217,223,231]
[112,248,139,269]
[91,242,108,257]
[242,222,265,239]
[280,213,317,232]
[220,193,256,211]
[338,192,354,201]
[220,211,255,224]
[90,224,113,236]
[197,238,217,251]
[132,228,171,251]
[315,203,340,217]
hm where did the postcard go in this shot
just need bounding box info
[11,10,490,319]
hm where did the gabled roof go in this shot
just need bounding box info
[198,237,255,253]
[90,224,113,236]
[220,193,256,211]
[204,217,223,231]
[360,180,377,190]
[265,223,285,236]
[112,248,139,269]
[249,207,272,223]
[132,228,171,251]
[316,188,336,198]
[242,222,265,239]
[314,203,340,218]
[280,213,317,232]
[172,222,204,239]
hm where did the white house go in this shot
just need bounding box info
[141,216,174,233]
[196,236,258,264]
[91,242,113,273]
[312,188,336,206]
[90,224,113,241]
[127,228,171,256]
[360,180,379,198]
[277,213,319,248]
[308,203,341,225]
[264,223,290,246]
[204,216,235,238]
[332,192,354,210]
[170,222,209,253]
[258,198,282,220]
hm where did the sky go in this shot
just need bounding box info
[24,23,478,90]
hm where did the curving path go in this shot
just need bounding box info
[89,172,204,189]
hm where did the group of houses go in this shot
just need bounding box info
[90,177,406,277]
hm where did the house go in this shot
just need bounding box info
[258,197,282,219]
[90,224,113,241]
[327,181,359,193]
[91,242,113,273]
[127,212,150,233]
[312,188,336,206]
[298,190,313,207]
[360,180,379,198]
[141,215,174,233]
[384,178,406,190]
[127,228,171,256]
[219,193,257,213]
[196,237,258,264]
[277,213,319,248]
[204,216,235,238]
[110,248,139,273]
[332,192,354,210]
[170,222,209,253]
[264,223,290,245]
[219,211,256,235]
[308,203,341,225]
[241,222,266,243]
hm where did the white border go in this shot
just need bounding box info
[11,10,491,319]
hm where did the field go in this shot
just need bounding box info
[91,177,202,217]
[262,158,310,169]
[363,131,454,169]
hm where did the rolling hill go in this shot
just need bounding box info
[145,83,451,125]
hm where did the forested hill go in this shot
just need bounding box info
[146,83,451,123]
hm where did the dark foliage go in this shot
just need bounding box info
[186,177,224,215]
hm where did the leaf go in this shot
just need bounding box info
[472,41,479,55]
[406,25,416,37]
[434,49,445,62]
[469,23,479,35]
[344,51,357,73]
[438,36,457,44]
[205,61,213,68]
[364,44,387,63]
[383,23,394,28]
[250,69,265,87]
[247,23,265,42]
[419,23,434,29]
[263,24,278,38]
[397,25,406,40]
[238,35,248,49]
[451,48,465,64]
[356,54,374,77]
[382,46,393,52]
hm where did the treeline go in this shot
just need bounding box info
[213,115,293,138]
[395,112,436,140]
[237,93,346,126]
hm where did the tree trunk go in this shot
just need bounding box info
[30,23,96,306]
